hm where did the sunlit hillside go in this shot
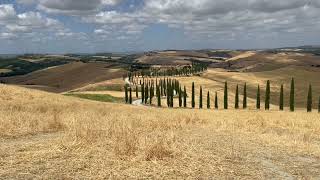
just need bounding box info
[1,84,319,179]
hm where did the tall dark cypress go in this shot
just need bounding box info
[256,85,260,109]
[318,96,320,113]
[157,85,161,107]
[179,86,182,107]
[235,84,239,109]
[279,84,284,111]
[124,85,128,103]
[290,78,295,112]
[149,85,153,105]
[243,83,247,109]
[224,81,228,109]
[136,86,139,98]
[192,82,195,108]
[183,86,187,108]
[141,83,145,103]
[207,91,210,109]
[199,86,203,109]
[129,87,132,104]
[170,83,174,107]
[167,82,170,107]
[265,80,270,110]
[307,84,312,112]
[215,91,218,109]
[145,85,149,104]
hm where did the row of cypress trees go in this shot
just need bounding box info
[126,78,320,112]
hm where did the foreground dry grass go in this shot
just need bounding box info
[1,84,320,179]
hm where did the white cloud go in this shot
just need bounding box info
[37,0,122,15]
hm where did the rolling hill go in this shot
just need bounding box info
[1,84,319,179]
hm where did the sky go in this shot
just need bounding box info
[0,0,320,54]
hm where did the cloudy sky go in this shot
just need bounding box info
[0,0,320,54]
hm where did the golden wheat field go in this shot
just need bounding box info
[1,84,320,179]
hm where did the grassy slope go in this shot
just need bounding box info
[0,84,319,179]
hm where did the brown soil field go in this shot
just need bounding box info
[1,62,126,93]
[228,52,320,72]
[1,84,319,179]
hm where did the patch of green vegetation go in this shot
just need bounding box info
[86,84,124,91]
[65,93,123,103]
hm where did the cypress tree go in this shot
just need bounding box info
[215,91,218,109]
[290,78,295,112]
[136,86,139,98]
[199,86,203,109]
[192,82,195,108]
[141,83,145,103]
[183,86,187,108]
[279,84,284,111]
[167,82,170,107]
[179,86,182,107]
[235,84,239,109]
[129,87,132,104]
[145,85,149,104]
[224,81,228,109]
[318,96,320,113]
[124,85,128,103]
[171,83,174,107]
[256,85,260,110]
[149,85,153,105]
[243,83,247,109]
[265,80,270,110]
[207,91,210,109]
[157,85,161,107]
[307,84,312,112]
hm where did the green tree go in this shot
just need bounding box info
[145,85,149,104]
[183,86,187,108]
[256,85,260,109]
[307,84,312,112]
[215,91,218,109]
[265,80,270,110]
[235,84,239,109]
[279,84,284,111]
[157,85,161,107]
[149,85,153,105]
[207,91,210,109]
[129,87,132,104]
[243,83,247,109]
[199,86,203,109]
[124,85,128,103]
[290,78,295,112]
[224,81,228,109]
[318,96,320,113]
[192,82,195,108]
[136,86,139,98]
[179,86,182,107]
[141,83,145,103]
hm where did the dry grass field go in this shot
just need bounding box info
[1,84,320,179]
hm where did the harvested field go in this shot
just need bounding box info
[0,84,319,179]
